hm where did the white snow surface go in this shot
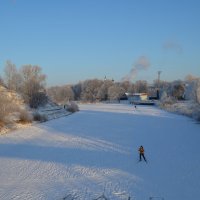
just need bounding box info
[0,103,200,200]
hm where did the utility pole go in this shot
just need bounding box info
[156,71,162,100]
[157,71,162,87]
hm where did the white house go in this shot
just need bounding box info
[126,93,148,104]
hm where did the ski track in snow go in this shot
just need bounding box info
[0,103,200,200]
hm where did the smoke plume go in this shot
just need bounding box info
[122,56,150,82]
[163,40,183,53]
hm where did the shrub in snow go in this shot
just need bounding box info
[33,112,47,122]
[159,94,176,108]
[0,92,18,124]
[65,101,79,113]
[172,83,185,100]
[160,91,167,101]
[18,109,33,123]
[192,106,200,122]
[29,92,48,108]
[0,86,33,127]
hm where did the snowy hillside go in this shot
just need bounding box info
[0,85,71,135]
[0,103,200,200]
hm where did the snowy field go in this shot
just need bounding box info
[0,103,200,200]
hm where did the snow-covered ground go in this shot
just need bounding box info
[0,103,200,200]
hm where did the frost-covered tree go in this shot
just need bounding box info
[97,80,113,101]
[72,82,82,100]
[184,78,200,104]
[172,83,185,100]
[153,79,170,89]
[81,79,103,102]
[108,84,125,101]
[135,80,148,93]
[120,81,131,91]
[120,81,135,93]
[47,85,74,104]
[47,86,59,101]
[19,65,46,107]
[4,60,21,91]
[66,86,74,101]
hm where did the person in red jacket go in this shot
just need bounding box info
[138,145,147,162]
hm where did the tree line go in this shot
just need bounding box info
[47,79,150,104]
[0,60,200,106]
[47,76,200,105]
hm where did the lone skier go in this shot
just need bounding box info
[138,145,147,162]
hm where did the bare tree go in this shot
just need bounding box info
[47,86,59,101]
[153,79,169,90]
[4,60,21,91]
[19,65,46,107]
[72,82,82,100]
[120,81,131,91]
[47,85,74,104]
[172,84,185,100]
[48,85,74,103]
[120,81,135,93]
[135,80,148,93]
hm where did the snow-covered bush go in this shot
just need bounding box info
[0,86,33,130]
[158,99,200,122]
[33,112,47,122]
[160,91,167,101]
[0,92,18,124]
[159,92,176,107]
[65,101,79,113]
[18,109,33,123]
[172,83,185,99]
[192,106,200,121]
[29,92,48,108]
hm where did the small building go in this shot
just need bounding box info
[128,93,148,102]
[125,93,154,105]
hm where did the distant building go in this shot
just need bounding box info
[122,93,154,105]
[125,93,146,103]
[129,93,148,102]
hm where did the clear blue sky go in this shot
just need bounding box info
[0,0,200,86]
